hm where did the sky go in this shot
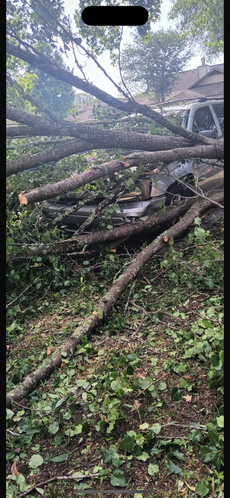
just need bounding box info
[62,0,223,97]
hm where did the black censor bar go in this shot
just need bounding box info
[82,6,148,26]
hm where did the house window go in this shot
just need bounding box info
[212,103,224,136]
[192,106,216,133]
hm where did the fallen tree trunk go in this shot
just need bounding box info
[7,106,199,153]
[6,139,90,176]
[6,42,213,145]
[7,140,224,177]
[6,190,224,408]
[18,159,124,205]
[16,141,224,205]
[123,144,224,167]
[7,189,224,261]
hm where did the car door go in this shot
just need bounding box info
[191,104,224,192]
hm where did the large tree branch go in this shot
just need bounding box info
[123,143,224,167]
[7,190,224,261]
[6,106,194,153]
[6,189,224,409]
[18,159,124,205]
[7,129,223,177]
[16,139,224,205]
[6,41,212,145]
[6,139,91,176]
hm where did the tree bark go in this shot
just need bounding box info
[7,139,90,176]
[16,138,223,205]
[123,144,224,167]
[6,189,223,409]
[7,189,224,261]
[6,42,213,145]
[7,137,223,177]
[18,159,124,205]
[7,106,198,154]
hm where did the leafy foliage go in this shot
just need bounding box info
[6,218,224,495]
[7,43,75,117]
[121,29,193,101]
[169,0,224,59]
[75,0,162,56]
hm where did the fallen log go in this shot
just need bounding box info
[6,189,224,408]
[8,190,223,261]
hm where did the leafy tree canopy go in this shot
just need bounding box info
[120,29,193,102]
[74,0,162,56]
[7,0,162,62]
[7,42,76,117]
[169,0,224,60]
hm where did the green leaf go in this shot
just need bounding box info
[139,422,149,430]
[127,354,138,361]
[171,387,182,401]
[74,424,83,434]
[35,487,45,495]
[119,435,134,452]
[16,474,27,492]
[49,453,70,463]
[28,454,44,469]
[199,446,217,462]
[133,444,142,456]
[110,469,126,487]
[6,409,14,420]
[167,460,182,474]
[148,463,159,475]
[210,353,220,367]
[136,451,149,461]
[208,429,219,446]
[202,320,213,329]
[102,448,114,464]
[111,379,122,393]
[48,422,59,434]
[136,377,153,390]
[126,365,134,375]
[158,381,167,391]
[150,423,161,434]
[6,452,15,460]
[219,350,224,362]
[217,415,224,428]
[196,480,209,497]
[97,308,103,319]
[170,450,185,461]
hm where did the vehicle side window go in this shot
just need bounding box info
[192,106,216,133]
[212,103,224,136]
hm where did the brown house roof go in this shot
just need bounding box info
[166,63,224,102]
[168,82,224,102]
[172,63,223,93]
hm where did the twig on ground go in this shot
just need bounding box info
[6,429,20,436]
[160,422,206,429]
[137,374,168,398]
[134,399,142,423]
[124,279,136,313]
[131,314,148,337]
[6,280,39,308]
[18,473,100,498]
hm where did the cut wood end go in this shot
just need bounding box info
[18,192,28,205]
[163,237,168,243]
[124,161,131,167]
